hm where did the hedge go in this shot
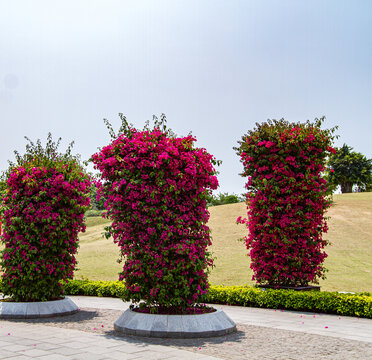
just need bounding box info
[63,279,127,298]
[61,280,372,319]
[2,279,370,318]
[206,285,372,318]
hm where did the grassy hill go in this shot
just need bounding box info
[75,192,372,292]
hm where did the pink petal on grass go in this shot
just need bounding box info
[325,326,328,329]
[7,333,10,335]
[101,325,104,328]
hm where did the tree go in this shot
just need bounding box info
[326,144,372,193]
[206,192,245,206]
[88,181,106,210]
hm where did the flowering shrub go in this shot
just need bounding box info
[92,114,219,311]
[0,134,91,301]
[235,117,337,287]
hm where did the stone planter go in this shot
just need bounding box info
[114,308,236,338]
[0,297,78,319]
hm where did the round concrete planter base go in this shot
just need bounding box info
[114,308,237,338]
[0,297,78,319]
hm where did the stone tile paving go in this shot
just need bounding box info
[211,304,372,343]
[1,308,371,359]
[0,321,220,359]
[1,296,372,359]
[69,295,372,343]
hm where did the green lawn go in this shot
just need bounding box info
[75,192,372,293]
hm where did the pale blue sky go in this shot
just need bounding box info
[1,0,371,194]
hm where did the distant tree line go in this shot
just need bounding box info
[89,183,245,210]
[88,182,106,210]
[206,192,245,207]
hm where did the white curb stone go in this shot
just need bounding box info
[114,308,237,338]
[0,297,78,319]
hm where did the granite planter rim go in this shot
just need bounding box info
[114,307,237,338]
[0,296,79,319]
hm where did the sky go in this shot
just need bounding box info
[1,0,371,195]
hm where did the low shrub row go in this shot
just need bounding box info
[206,285,372,318]
[84,209,104,217]
[58,280,372,319]
[63,279,127,298]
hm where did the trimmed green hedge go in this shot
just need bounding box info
[63,279,127,298]
[205,285,372,318]
[84,209,104,217]
[62,280,372,319]
[2,279,371,319]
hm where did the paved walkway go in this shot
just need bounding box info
[71,296,372,343]
[0,296,371,359]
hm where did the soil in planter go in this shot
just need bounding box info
[131,304,217,315]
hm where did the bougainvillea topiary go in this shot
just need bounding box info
[92,114,219,312]
[235,117,337,287]
[0,134,91,301]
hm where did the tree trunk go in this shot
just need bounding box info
[341,182,353,193]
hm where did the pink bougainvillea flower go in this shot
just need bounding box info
[0,138,91,302]
[92,118,219,311]
[235,118,336,287]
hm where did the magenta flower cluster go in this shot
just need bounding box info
[0,160,91,301]
[92,128,218,309]
[236,118,337,287]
